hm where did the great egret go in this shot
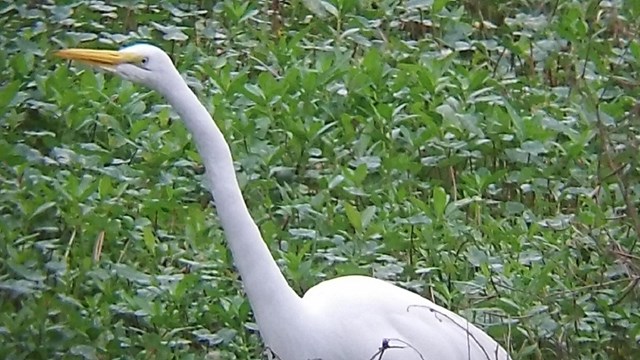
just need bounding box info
[55,44,511,360]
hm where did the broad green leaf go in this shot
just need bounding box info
[143,227,157,255]
[432,186,448,217]
[361,206,377,229]
[70,345,97,360]
[301,0,328,18]
[432,0,448,12]
[0,80,20,109]
[243,83,265,103]
[321,1,339,18]
[28,201,57,220]
[344,202,362,232]
[113,264,151,285]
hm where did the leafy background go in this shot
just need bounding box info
[1,0,639,359]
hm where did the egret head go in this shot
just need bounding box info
[55,44,178,91]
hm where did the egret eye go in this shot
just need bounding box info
[140,57,149,67]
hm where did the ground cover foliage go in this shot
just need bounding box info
[1,0,639,358]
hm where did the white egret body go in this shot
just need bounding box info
[56,44,511,360]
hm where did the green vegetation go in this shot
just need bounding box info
[1,0,639,358]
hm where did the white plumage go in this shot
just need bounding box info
[56,44,510,360]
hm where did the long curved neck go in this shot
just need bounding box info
[156,72,303,337]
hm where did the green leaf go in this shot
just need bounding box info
[243,83,265,103]
[362,48,382,83]
[321,1,339,18]
[98,176,112,198]
[361,206,377,229]
[143,228,157,256]
[0,80,20,109]
[630,40,640,65]
[28,201,57,220]
[301,0,328,18]
[344,202,362,232]
[70,345,97,360]
[7,261,45,282]
[466,246,488,267]
[113,264,151,285]
[432,186,448,217]
[406,0,433,9]
[432,0,448,12]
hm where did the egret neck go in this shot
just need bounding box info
[157,71,304,340]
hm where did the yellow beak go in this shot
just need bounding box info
[55,48,141,69]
